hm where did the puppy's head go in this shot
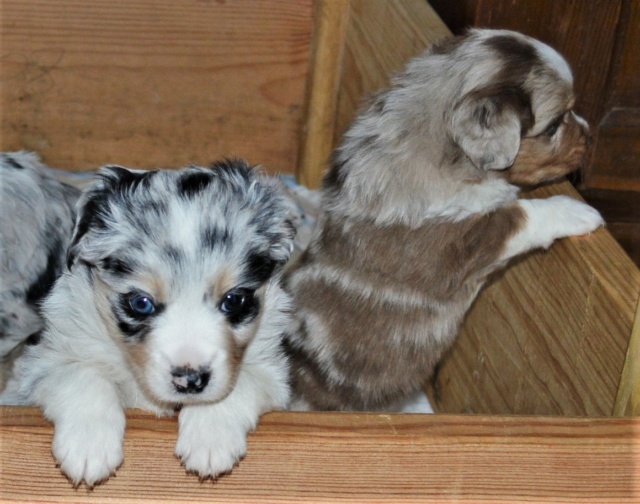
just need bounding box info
[447,29,590,185]
[67,160,294,405]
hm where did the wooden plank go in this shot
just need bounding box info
[590,109,640,188]
[606,222,640,268]
[0,0,314,174]
[582,187,640,266]
[615,295,640,416]
[428,181,640,416]
[1,406,638,503]
[297,0,451,189]
[334,0,451,143]
[296,0,350,189]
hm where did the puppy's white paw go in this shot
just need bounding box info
[52,418,125,487]
[546,195,605,238]
[175,407,249,479]
[504,196,605,260]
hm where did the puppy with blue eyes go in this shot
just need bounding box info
[16,160,294,486]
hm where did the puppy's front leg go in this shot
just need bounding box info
[502,195,604,261]
[175,357,288,479]
[34,366,126,487]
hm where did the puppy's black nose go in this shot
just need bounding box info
[171,367,211,394]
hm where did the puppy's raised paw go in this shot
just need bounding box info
[52,418,125,487]
[499,195,605,265]
[544,195,605,238]
[175,405,248,480]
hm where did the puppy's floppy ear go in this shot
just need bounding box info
[450,86,532,170]
[65,165,130,270]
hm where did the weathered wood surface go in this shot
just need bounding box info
[334,0,450,144]
[297,0,451,189]
[1,407,638,503]
[615,292,640,416]
[296,0,350,188]
[0,0,314,174]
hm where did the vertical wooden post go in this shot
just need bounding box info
[297,0,350,189]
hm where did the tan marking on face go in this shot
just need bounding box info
[508,111,590,185]
[126,341,149,377]
[209,266,238,305]
[135,271,167,305]
[228,331,247,377]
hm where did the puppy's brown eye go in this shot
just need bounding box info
[544,114,565,137]
[219,288,259,326]
[220,291,247,314]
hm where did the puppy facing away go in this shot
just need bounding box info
[16,160,294,486]
[0,152,79,391]
[283,29,604,412]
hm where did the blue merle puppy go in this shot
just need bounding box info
[0,152,79,390]
[16,160,294,486]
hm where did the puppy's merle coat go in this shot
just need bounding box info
[284,29,604,412]
[0,152,79,389]
[17,160,294,486]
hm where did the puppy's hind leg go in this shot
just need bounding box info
[25,364,126,487]
[501,195,604,262]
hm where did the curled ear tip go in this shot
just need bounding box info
[98,165,130,178]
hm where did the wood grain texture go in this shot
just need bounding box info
[297,0,451,189]
[605,0,640,109]
[582,187,640,266]
[296,0,350,189]
[334,0,450,144]
[590,109,640,186]
[615,295,640,416]
[428,181,640,417]
[606,222,640,268]
[587,0,640,191]
[1,407,639,503]
[0,0,313,173]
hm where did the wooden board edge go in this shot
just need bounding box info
[614,294,640,416]
[296,0,351,189]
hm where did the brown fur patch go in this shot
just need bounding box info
[484,34,538,82]
[286,204,526,410]
[507,113,590,185]
[209,266,238,304]
[313,207,525,301]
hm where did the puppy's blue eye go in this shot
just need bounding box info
[129,295,155,315]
